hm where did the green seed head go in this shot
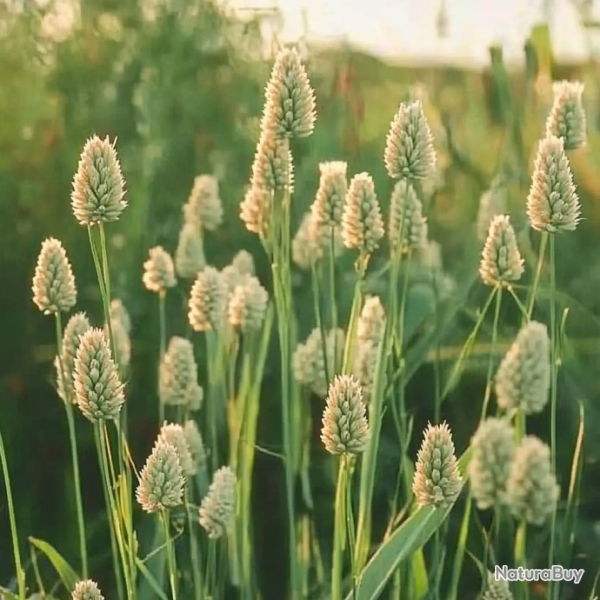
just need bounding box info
[183,174,223,232]
[479,215,524,287]
[388,179,428,253]
[545,80,586,150]
[160,336,203,412]
[476,185,508,243]
[72,579,105,600]
[188,267,227,332]
[175,221,206,279]
[228,276,269,334]
[160,422,197,477]
[199,466,237,539]
[56,312,91,403]
[183,420,207,474]
[481,571,513,600]
[143,246,177,293]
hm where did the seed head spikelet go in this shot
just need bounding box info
[468,418,515,510]
[183,175,224,232]
[310,161,348,247]
[160,337,203,411]
[357,295,386,346]
[72,579,105,600]
[526,135,581,232]
[74,328,125,422]
[71,135,126,226]
[477,185,508,243]
[175,222,206,279]
[495,321,550,415]
[188,267,227,332]
[136,438,185,513]
[160,422,196,477]
[507,436,559,525]
[199,466,237,539]
[110,299,131,334]
[250,126,294,193]
[240,185,271,236]
[231,250,255,276]
[321,375,370,455]
[545,80,586,150]
[479,215,524,287]
[143,246,176,293]
[482,572,513,600]
[384,100,436,180]
[228,276,269,334]
[341,173,384,254]
[56,312,91,403]
[388,180,428,252]
[32,238,77,314]
[183,420,207,473]
[413,421,462,508]
[262,46,316,139]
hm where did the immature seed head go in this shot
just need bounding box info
[32,238,77,314]
[526,135,581,233]
[468,418,515,510]
[160,336,203,411]
[199,466,237,539]
[56,312,91,403]
[476,185,508,243]
[183,175,223,232]
[231,250,255,276]
[479,215,524,287]
[143,246,176,293]
[175,222,206,279]
[71,135,126,226]
[110,299,131,334]
[495,321,550,415]
[384,100,436,180]
[292,212,324,269]
[228,276,269,334]
[72,579,105,600]
[341,173,384,254]
[188,267,227,332]
[262,46,316,139]
[136,438,185,513]
[545,80,586,150]
[74,328,125,422]
[160,422,196,477]
[321,375,370,455]
[481,571,513,600]
[388,180,428,253]
[183,420,207,473]
[240,185,271,237]
[413,422,462,509]
[507,435,559,525]
[357,295,386,346]
[310,161,348,247]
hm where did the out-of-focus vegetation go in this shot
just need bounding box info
[4,0,600,598]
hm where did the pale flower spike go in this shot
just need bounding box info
[479,215,524,287]
[72,579,105,600]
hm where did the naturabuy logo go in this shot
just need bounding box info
[495,565,584,585]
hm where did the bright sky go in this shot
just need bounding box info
[230,0,598,65]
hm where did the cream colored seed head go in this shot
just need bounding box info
[110,298,131,334]
[357,295,386,346]
[188,267,227,332]
[199,466,237,539]
[388,179,428,253]
[240,184,271,237]
[175,221,206,279]
[72,579,105,600]
[231,250,255,276]
[250,128,294,193]
[143,246,177,293]
[228,276,269,334]
[292,212,323,269]
[56,312,91,403]
[183,174,223,232]
[160,422,197,477]
[481,571,513,600]
[476,185,507,243]
[479,215,524,287]
[107,316,131,374]
[545,80,586,151]
[160,336,203,411]
[351,340,380,404]
[183,420,207,473]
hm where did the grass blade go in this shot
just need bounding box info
[28,537,79,592]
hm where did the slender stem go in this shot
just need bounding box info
[345,456,357,600]
[310,260,330,385]
[163,510,178,600]
[329,229,339,368]
[159,291,167,426]
[332,456,349,600]
[525,231,548,319]
[342,256,368,374]
[205,540,216,599]
[186,491,203,600]
[481,287,503,419]
[515,520,530,600]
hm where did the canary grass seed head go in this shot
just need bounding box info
[175,221,206,279]
[477,185,508,243]
[160,422,196,477]
[495,321,550,415]
[143,246,177,293]
[199,466,237,539]
[292,212,323,269]
[221,264,251,297]
[357,295,386,346]
[341,173,384,254]
[479,215,524,287]
[56,312,91,403]
[136,438,185,513]
[468,418,515,510]
[74,328,125,422]
[413,422,462,508]
[231,250,255,276]
[188,267,227,332]
[352,341,380,403]
[240,185,271,236]
[526,135,581,233]
[250,128,293,193]
[71,135,126,226]
[545,80,586,150]
[228,276,269,333]
[160,336,203,411]
[262,46,316,139]
[507,435,559,526]
[183,175,223,232]
[183,420,207,473]
[72,579,105,600]
[110,299,131,334]
[384,100,436,180]
[482,571,513,600]
[388,179,428,252]
[107,316,131,374]
[32,238,77,315]
[321,375,370,455]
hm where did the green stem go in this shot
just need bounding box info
[342,256,368,374]
[310,260,330,385]
[481,287,503,419]
[525,231,548,319]
[515,520,529,600]
[162,510,178,600]
[329,229,339,369]
[159,290,167,426]
[185,490,203,600]
[332,456,349,600]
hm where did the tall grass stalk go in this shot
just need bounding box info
[328,230,339,368]
[162,510,178,600]
[53,311,88,578]
[515,520,529,600]
[185,491,203,600]
[159,290,167,425]
[332,454,351,600]
[310,259,330,384]
[206,331,227,472]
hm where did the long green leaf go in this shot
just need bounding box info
[28,537,79,592]
[135,557,169,600]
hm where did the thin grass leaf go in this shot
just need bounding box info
[28,538,78,592]
[136,556,169,600]
[136,520,166,599]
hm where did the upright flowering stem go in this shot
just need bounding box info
[332,456,349,600]
[162,510,178,600]
[159,290,167,425]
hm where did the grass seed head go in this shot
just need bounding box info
[479,215,524,287]
[72,579,105,600]
[388,179,428,253]
[71,135,126,226]
[175,221,206,279]
[545,80,586,150]
[292,212,324,269]
[240,184,271,237]
[482,571,513,600]
[507,435,559,526]
[250,128,294,193]
[228,276,269,334]
[231,250,255,276]
[74,328,125,422]
[188,266,227,332]
[56,312,91,403]
[357,295,386,346]
[183,174,223,232]
[109,298,131,334]
[143,246,177,293]
[352,341,380,403]
[321,374,370,455]
[199,466,237,539]
[32,238,77,315]
[476,185,508,243]
[183,420,207,474]
[160,422,197,477]
[136,438,185,513]
[413,421,462,509]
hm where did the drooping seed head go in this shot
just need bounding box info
[506,435,559,525]
[495,321,550,415]
[32,238,77,315]
[199,466,237,539]
[545,80,586,150]
[74,328,125,422]
[341,173,384,254]
[72,579,105,600]
[357,295,386,346]
[175,221,206,279]
[159,422,197,477]
[261,46,316,139]
[160,336,203,412]
[231,250,255,276]
[188,267,227,332]
[228,276,269,334]
[388,180,428,253]
[412,421,462,508]
[384,100,436,180]
[143,246,177,293]
[479,215,524,287]
[321,374,370,455]
[183,175,223,232]
[476,185,508,243]
[183,420,207,473]
[110,299,131,334]
[468,417,516,510]
[71,135,126,226]
[56,312,91,403]
[292,212,324,269]
[240,184,271,237]
[526,135,581,233]
[481,571,513,600]
[136,438,185,513]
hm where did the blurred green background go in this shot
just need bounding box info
[4,0,600,598]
